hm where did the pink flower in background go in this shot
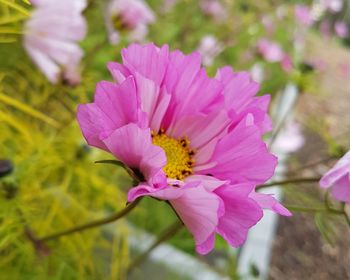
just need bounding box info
[257,38,284,63]
[77,43,290,254]
[323,0,343,13]
[335,21,348,38]
[200,0,227,22]
[294,5,313,27]
[105,0,155,45]
[197,35,223,66]
[281,55,293,73]
[24,0,87,85]
[320,20,332,37]
[274,121,304,153]
[320,151,350,204]
[262,16,275,35]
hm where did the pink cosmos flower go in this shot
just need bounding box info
[281,55,293,73]
[294,5,313,27]
[77,43,291,254]
[24,0,87,85]
[200,0,227,23]
[320,151,350,204]
[335,21,348,38]
[257,38,284,63]
[105,0,155,45]
[197,35,223,66]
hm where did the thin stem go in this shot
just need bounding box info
[286,205,340,213]
[127,219,184,274]
[256,176,321,190]
[38,198,142,242]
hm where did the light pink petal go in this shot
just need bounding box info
[170,185,221,246]
[249,192,292,216]
[107,62,131,83]
[215,183,263,247]
[185,175,227,191]
[199,116,278,184]
[196,233,215,255]
[168,110,230,149]
[102,123,167,183]
[127,183,183,202]
[320,151,350,188]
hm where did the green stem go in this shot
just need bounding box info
[256,177,321,190]
[286,205,343,214]
[342,203,350,227]
[127,219,184,274]
[38,198,142,242]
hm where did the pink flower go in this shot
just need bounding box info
[257,38,284,63]
[24,0,87,85]
[77,43,290,254]
[105,0,155,45]
[281,55,293,73]
[197,35,223,66]
[322,0,343,13]
[335,21,348,38]
[320,20,332,37]
[294,5,313,27]
[320,152,350,204]
[200,0,227,22]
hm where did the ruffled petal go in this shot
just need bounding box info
[320,151,350,188]
[330,175,350,204]
[214,183,263,247]
[199,116,277,184]
[102,123,167,183]
[249,192,292,216]
[77,77,145,150]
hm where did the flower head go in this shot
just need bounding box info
[200,0,227,22]
[105,0,155,45]
[77,43,290,254]
[24,0,87,85]
[320,151,350,204]
[257,38,284,63]
[335,21,348,38]
[294,5,313,27]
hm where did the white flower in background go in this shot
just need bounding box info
[274,121,304,154]
[105,0,155,45]
[197,35,223,66]
[322,0,343,13]
[250,63,265,83]
[24,0,87,85]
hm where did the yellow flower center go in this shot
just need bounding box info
[152,130,195,180]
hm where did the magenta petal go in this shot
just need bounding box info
[107,62,131,83]
[196,234,215,255]
[215,183,263,247]
[170,185,220,246]
[102,123,166,183]
[122,43,169,85]
[249,192,292,216]
[185,175,227,192]
[331,175,350,204]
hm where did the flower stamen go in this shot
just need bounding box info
[152,130,195,180]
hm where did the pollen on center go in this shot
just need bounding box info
[152,129,195,180]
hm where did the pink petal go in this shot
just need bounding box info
[320,151,350,188]
[215,183,263,247]
[249,192,292,216]
[199,116,278,184]
[331,175,350,204]
[102,123,167,183]
[170,185,221,246]
[77,77,145,150]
